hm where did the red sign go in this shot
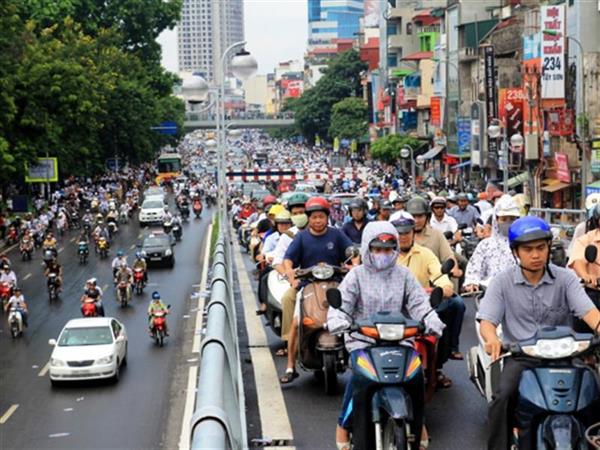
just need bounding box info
[499,88,525,141]
[430,97,441,127]
[547,108,574,137]
[555,153,570,183]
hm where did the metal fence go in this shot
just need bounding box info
[190,214,247,449]
[529,207,585,230]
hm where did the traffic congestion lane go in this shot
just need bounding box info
[0,206,212,449]
[237,245,488,450]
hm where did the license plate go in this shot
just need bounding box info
[77,369,91,374]
[150,257,161,261]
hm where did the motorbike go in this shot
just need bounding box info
[42,248,57,267]
[150,306,171,347]
[107,219,118,239]
[192,200,202,218]
[70,211,80,229]
[78,241,89,264]
[47,273,59,301]
[97,237,109,259]
[116,281,131,307]
[5,225,18,246]
[81,298,98,317]
[264,270,292,336]
[33,230,45,248]
[83,218,92,236]
[20,238,34,261]
[180,204,190,221]
[206,194,216,208]
[133,268,145,295]
[8,307,24,338]
[119,209,128,224]
[326,287,445,450]
[456,223,480,260]
[172,223,182,241]
[0,282,12,308]
[550,227,567,267]
[500,327,600,449]
[163,218,174,235]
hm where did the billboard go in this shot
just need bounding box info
[364,0,380,28]
[483,46,498,161]
[25,157,59,183]
[540,4,565,99]
[499,88,525,147]
[430,97,442,127]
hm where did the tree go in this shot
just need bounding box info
[328,97,367,141]
[370,134,424,164]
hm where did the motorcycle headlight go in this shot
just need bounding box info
[376,324,406,341]
[165,249,172,256]
[311,265,334,280]
[51,358,65,367]
[96,355,114,365]
[522,337,588,359]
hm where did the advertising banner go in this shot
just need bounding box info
[430,97,442,127]
[592,139,600,173]
[554,153,570,183]
[540,4,566,99]
[499,88,525,146]
[25,157,59,183]
[483,46,498,160]
[457,117,471,154]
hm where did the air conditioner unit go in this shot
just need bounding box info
[525,134,539,160]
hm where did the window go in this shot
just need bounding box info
[388,24,398,35]
[407,23,413,35]
[388,54,398,67]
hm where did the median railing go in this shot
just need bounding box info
[190,214,247,449]
[529,207,584,230]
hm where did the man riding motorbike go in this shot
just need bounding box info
[341,198,369,244]
[5,287,28,327]
[448,193,480,228]
[132,251,148,283]
[148,291,169,336]
[429,197,458,235]
[327,221,445,450]
[279,196,354,383]
[80,278,105,316]
[42,232,58,254]
[477,216,600,450]
[111,250,127,281]
[44,257,63,292]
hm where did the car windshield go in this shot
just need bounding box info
[58,326,113,346]
[142,201,163,209]
[144,236,168,247]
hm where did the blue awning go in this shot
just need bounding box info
[451,160,471,169]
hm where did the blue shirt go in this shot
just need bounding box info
[341,219,369,244]
[284,227,353,269]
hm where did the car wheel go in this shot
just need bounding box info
[122,345,128,366]
[169,258,175,268]
[112,361,120,384]
[50,378,61,387]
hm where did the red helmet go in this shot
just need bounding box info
[263,194,277,207]
[305,197,330,215]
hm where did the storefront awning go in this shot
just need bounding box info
[506,172,529,189]
[419,145,445,160]
[541,179,571,193]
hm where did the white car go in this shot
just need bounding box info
[139,199,165,226]
[48,318,128,385]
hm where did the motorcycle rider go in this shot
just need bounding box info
[376,200,393,221]
[279,196,354,383]
[115,262,133,300]
[388,195,407,221]
[477,216,600,450]
[148,291,169,336]
[42,232,58,253]
[44,257,63,292]
[341,198,369,244]
[448,193,480,228]
[567,192,600,257]
[327,221,445,450]
[0,252,12,269]
[429,197,458,235]
[80,278,105,316]
[463,195,521,292]
[271,193,309,275]
[132,251,148,283]
[1,263,17,288]
[111,250,127,281]
[5,287,28,327]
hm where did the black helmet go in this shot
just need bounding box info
[369,232,398,250]
[348,198,367,211]
[406,197,430,215]
[380,200,393,211]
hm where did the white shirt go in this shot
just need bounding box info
[7,295,26,309]
[0,271,17,286]
[261,232,281,256]
[430,214,458,234]
[272,226,300,266]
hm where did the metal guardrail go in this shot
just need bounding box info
[190,215,247,449]
[529,207,585,229]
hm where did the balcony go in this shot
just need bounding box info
[388,7,403,19]
[459,47,478,61]
[388,34,404,49]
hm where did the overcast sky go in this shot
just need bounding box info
[157,0,308,75]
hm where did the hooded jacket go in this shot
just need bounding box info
[327,221,445,352]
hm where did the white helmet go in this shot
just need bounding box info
[495,194,521,217]
[585,193,600,211]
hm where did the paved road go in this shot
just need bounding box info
[237,244,489,450]
[0,204,212,449]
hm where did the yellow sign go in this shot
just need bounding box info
[25,157,59,183]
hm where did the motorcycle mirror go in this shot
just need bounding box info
[585,245,597,264]
[167,304,171,309]
[441,259,455,275]
[443,231,454,240]
[326,288,343,309]
[48,338,57,346]
[429,287,444,309]
[345,246,360,259]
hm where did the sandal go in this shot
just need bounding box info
[449,351,464,360]
[336,442,351,450]
[436,371,452,389]
[279,368,298,384]
[275,347,288,357]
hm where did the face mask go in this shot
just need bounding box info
[291,213,308,229]
[371,252,397,270]
[498,222,511,237]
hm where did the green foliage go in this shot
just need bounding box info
[287,50,367,143]
[370,135,424,164]
[329,97,368,141]
[0,0,184,182]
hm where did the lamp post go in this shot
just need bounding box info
[488,120,523,193]
[543,30,587,207]
[400,145,416,193]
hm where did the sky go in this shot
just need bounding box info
[157,0,308,75]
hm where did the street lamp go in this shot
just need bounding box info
[181,74,210,104]
[543,29,587,207]
[400,145,416,193]
[488,120,522,193]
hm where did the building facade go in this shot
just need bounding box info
[177,0,244,81]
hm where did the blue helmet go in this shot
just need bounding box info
[136,251,142,259]
[508,217,552,249]
[117,250,124,257]
[152,291,160,300]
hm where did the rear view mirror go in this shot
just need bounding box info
[326,288,343,309]
[585,245,597,264]
[429,287,443,309]
[48,339,57,346]
[345,246,360,259]
[441,259,455,275]
[443,231,454,240]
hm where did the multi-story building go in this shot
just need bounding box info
[177,0,244,81]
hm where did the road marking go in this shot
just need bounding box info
[102,284,109,292]
[58,247,64,254]
[232,238,294,445]
[177,365,198,450]
[38,361,50,377]
[192,222,212,354]
[129,244,135,250]
[23,273,32,281]
[70,237,76,243]
[0,404,19,424]
[137,233,142,239]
